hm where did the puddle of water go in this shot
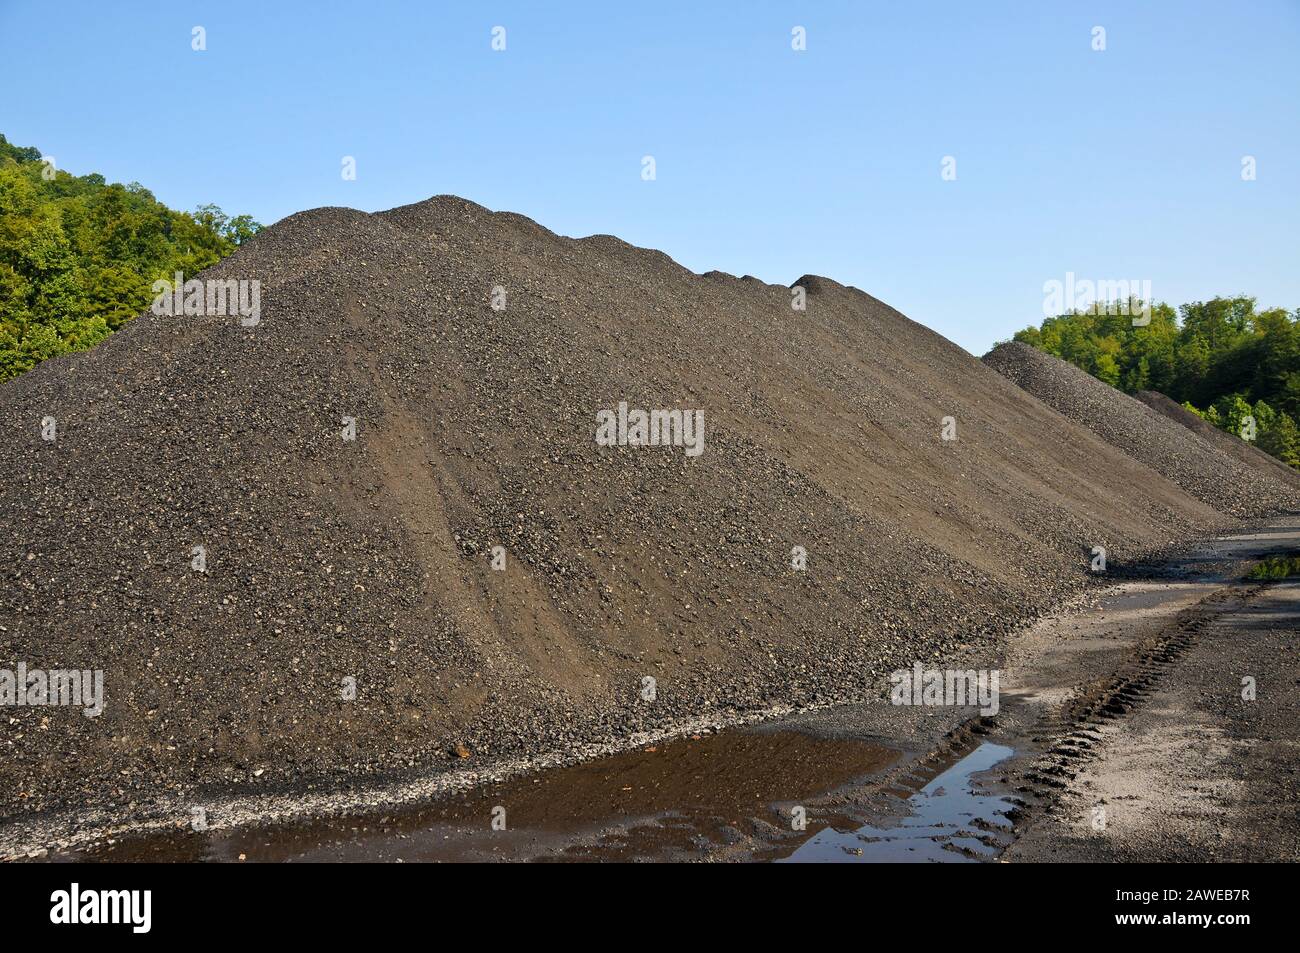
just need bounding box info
[62,729,900,863]
[778,742,1017,863]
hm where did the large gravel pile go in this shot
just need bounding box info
[984,341,1300,520]
[1134,389,1300,491]
[0,197,1239,837]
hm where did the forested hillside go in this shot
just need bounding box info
[0,133,261,381]
[1013,298,1300,467]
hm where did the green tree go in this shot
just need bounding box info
[1012,293,1300,470]
[1213,395,1254,441]
[1259,412,1300,467]
[0,132,263,382]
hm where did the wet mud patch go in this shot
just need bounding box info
[60,728,899,862]
[776,742,1017,862]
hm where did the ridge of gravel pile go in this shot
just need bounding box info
[0,196,1239,836]
[983,341,1300,520]
[1134,389,1300,490]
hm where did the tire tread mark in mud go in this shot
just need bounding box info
[1005,584,1263,828]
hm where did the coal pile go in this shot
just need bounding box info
[984,341,1300,520]
[0,197,1243,839]
[1134,389,1300,491]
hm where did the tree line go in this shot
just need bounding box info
[1012,297,1300,468]
[0,133,262,382]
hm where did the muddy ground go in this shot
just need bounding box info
[21,520,1296,863]
[1005,572,1300,861]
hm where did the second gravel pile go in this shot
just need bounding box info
[984,341,1300,519]
[1134,389,1300,491]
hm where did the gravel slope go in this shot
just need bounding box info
[984,341,1300,519]
[1134,389,1300,491]
[0,197,1254,833]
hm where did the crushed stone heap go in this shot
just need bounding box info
[1,197,1266,830]
[984,341,1300,520]
[1133,389,1300,491]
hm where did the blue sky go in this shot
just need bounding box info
[3,0,1297,353]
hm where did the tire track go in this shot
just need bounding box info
[987,583,1265,849]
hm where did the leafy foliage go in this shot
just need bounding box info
[1247,553,1300,580]
[1013,297,1300,469]
[0,133,262,381]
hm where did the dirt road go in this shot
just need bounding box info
[1005,570,1300,861]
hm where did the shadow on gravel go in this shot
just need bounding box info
[1091,523,1300,583]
